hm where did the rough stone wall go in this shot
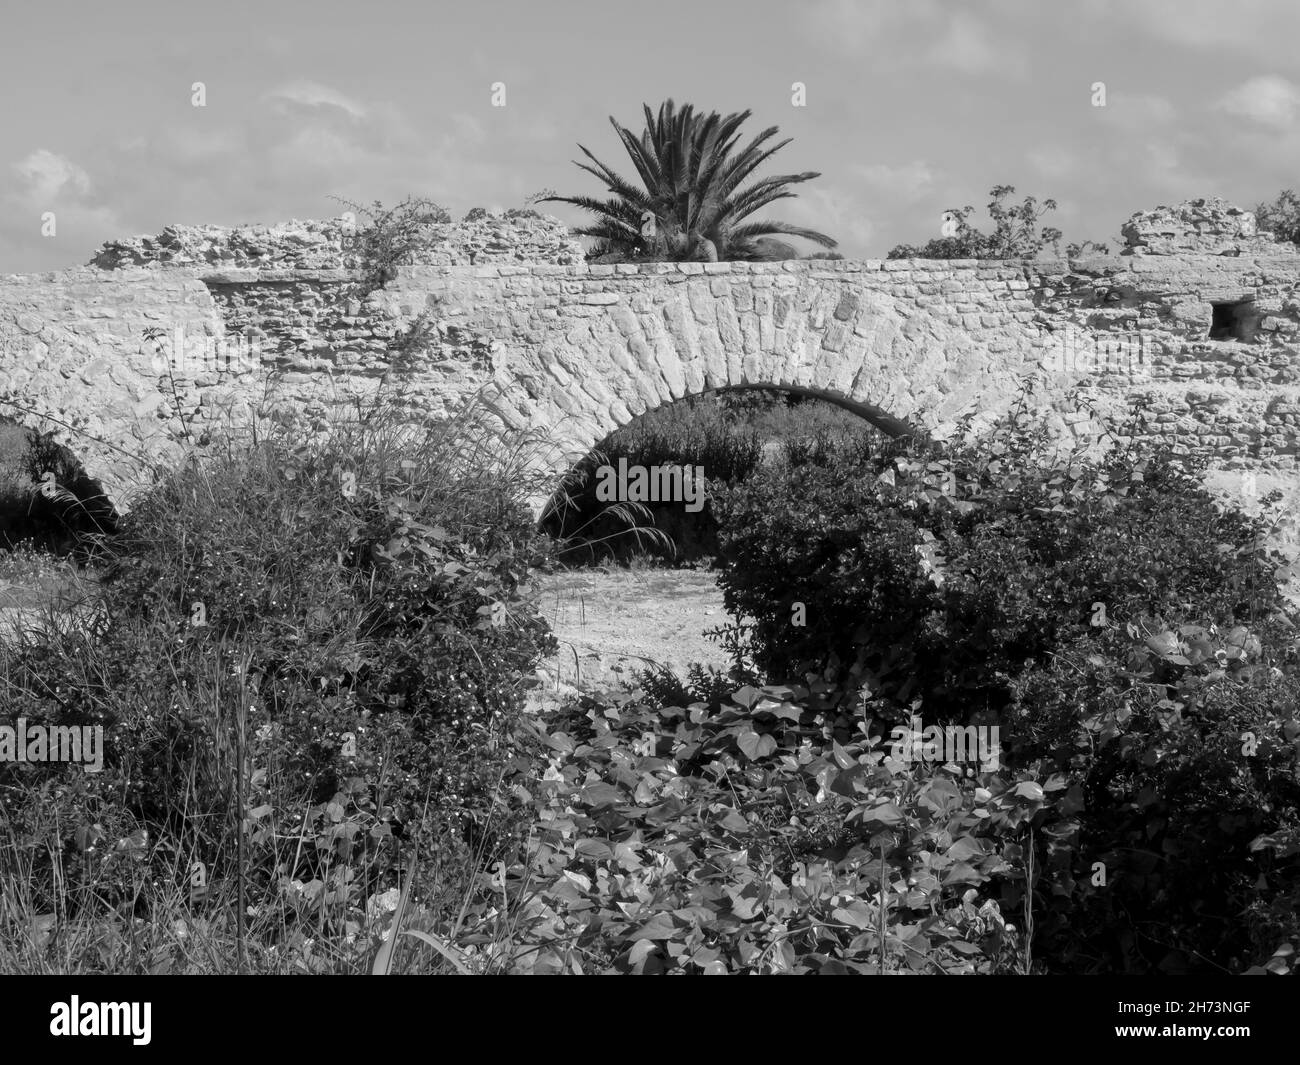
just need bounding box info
[388,258,1047,452]
[1033,198,1300,539]
[1119,196,1265,256]
[0,267,218,508]
[0,200,1297,597]
[90,212,587,270]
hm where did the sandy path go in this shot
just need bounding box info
[527,567,733,697]
[0,564,733,703]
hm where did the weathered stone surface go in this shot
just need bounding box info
[1121,197,1275,257]
[89,211,585,271]
[0,199,1298,600]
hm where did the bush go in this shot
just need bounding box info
[707,405,1300,972]
[330,194,451,291]
[543,393,765,564]
[543,390,880,565]
[712,417,1289,720]
[1005,622,1300,973]
[186,658,1292,974]
[1255,189,1300,247]
[0,400,557,971]
[439,679,1032,973]
[887,185,1064,260]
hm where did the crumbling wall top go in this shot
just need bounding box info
[1120,197,1283,257]
[88,210,587,270]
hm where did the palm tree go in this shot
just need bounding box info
[544,99,838,263]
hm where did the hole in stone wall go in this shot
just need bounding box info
[1210,300,1255,341]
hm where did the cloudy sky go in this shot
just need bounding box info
[2,0,1297,273]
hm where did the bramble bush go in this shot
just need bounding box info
[222,646,1294,974]
[887,184,1067,260]
[1007,622,1300,972]
[329,194,451,292]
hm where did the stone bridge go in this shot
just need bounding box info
[1,199,1298,585]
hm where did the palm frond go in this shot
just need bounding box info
[553,99,837,261]
[728,219,839,249]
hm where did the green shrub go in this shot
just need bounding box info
[707,405,1300,972]
[330,194,451,292]
[1004,622,1300,973]
[0,401,557,970]
[160,657,1289,974]
[712,419,1288,720]
[442,679,1032,973]
[543,393,764,564]
[543,390,880,565]
[1255,189,1300,247]
[887,184,1063,260]
[633,662,736,713]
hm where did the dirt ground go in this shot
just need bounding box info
[527,566,733,699]
[0,561,733,704]
[0,566,102,641]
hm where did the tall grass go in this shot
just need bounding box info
[0,392,562,974]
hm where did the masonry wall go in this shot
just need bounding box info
[0,202,1297,598]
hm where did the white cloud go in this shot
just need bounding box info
[263,81,368,120]
[1,150,123,261]
[806,0,1023,74]
[1027,146,1075,180]
[1098,93,1176,132]
[805,0,939,50]
[1130,138,1215,201]
[452,113,486,144]
[852,160,938,202]
[268,125,365,178]
[1218,76,1300,129]
[926,13,1022,77]
[778,185,876,252]
[11,149,93,205]
[1081,0,1300,60]
[162,127,245,163]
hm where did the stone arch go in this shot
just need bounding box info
[470,269,1035,511]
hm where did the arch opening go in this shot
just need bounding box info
[537,385,908,565]
[709,383,927,442]
[0,417,120,559]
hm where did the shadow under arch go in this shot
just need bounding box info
[535,383,924,555]
[708,383,930,444]
[0,416,120,556]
